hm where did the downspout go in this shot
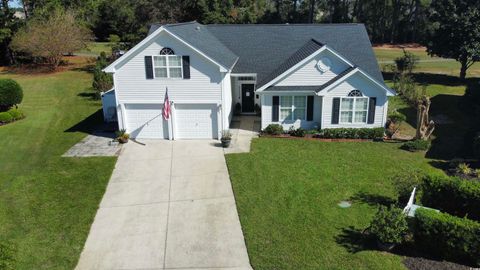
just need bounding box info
[219,71,226,139]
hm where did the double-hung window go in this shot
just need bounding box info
[340,90,368,123]
[279,96,307,121]
[153,47,183,79]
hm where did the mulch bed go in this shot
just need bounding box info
[259,134,374,142]
[403,257,470,270]
[258,134,406,143]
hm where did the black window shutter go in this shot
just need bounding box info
[331,97,340,124]
[182,56,190,79]
[145,56,153,79]
[307,96,314,121]
[272,96,279,122]
[368,97,376,124]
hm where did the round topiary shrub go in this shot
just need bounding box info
[0,79,23,112]
[0,112,13,123]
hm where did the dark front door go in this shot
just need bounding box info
[241,84,255,113]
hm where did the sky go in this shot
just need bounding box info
[9,0,22,8]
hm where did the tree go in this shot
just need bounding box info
[197,0,265,24]
[92,52,113,98]
[93,0,138,42]
[0,0,20,65]
[10,10,92,70]
[415,95,435,140]
[425,0,480,80]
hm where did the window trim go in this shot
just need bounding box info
[339,97,369,124]
[152,55,183,79]
[279,96,307,121]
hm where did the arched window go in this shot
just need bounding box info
[160,47,175,55]
[347,90,363,97]
[339,90,369,123]
[154,48,182,78]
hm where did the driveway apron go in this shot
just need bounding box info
[76,140,252,270]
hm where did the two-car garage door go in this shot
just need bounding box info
[125,103,218,139]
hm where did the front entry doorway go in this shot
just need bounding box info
[241,84,255,113]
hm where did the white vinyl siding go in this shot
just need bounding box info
[275,50,350,86]
[321,72,388,129]
[114,31,222,103]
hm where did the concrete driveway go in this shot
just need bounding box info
[76,140,252,270]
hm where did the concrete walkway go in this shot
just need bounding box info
[76,140,252,270]
[224,116,261,154]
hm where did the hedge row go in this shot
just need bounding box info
[316,127,385,139]
[414,208,480,266]
[0,108,25,124]
[421,175,480,221]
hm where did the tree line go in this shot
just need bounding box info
[1,0,480,79]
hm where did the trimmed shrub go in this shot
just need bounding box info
[391,169,426,205]
[370,205,408,244]
[263,124,284,135]
[0,112,13,123]
[421,175,480,221]
[401,139,430,152]
[414,208,480,266]
[288,127,306,137]
[0,79,23,111]
[6,108,24,120]
[316,127,384,140]
[0,241,16,270]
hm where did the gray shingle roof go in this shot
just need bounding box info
[315,66,356,93]
[263,85,322,92]
[149,22,384,88]
[150,22,238,69]
[257,39,323,87]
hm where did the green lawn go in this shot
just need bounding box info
[0,70,116,269]
[76,42,113,56]
[373,47,480,77]
[226,139,442,270]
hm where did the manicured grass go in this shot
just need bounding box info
[374,47,436,62]
[0,70,116,269]
[77,42,113,56]
[226,139,442,270]
[373,47,480,77]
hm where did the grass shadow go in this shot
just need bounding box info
[335,226,376,253]
[64,109,105,135]
[350,191,396,207]
[336,227,472,268]
[77,91,99,101]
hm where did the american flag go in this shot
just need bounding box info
[163,87,171,120]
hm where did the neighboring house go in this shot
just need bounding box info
[103,21,395,139]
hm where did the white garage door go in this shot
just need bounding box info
[125,104,168,139]
[175,104,218,139]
